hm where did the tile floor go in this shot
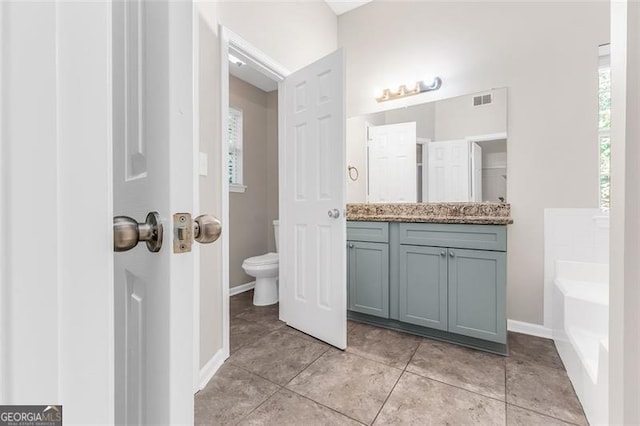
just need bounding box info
[195,290,587,425]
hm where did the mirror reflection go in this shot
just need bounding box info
[346,88,508,203]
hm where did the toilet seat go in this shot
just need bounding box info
[243,252,278,267]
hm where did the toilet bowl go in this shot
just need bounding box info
[242,220,279,306]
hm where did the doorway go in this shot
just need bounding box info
[227,47,281,322]
[219,27,290,357]
[218,27,348,362]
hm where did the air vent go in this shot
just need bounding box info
[473,93,492,106]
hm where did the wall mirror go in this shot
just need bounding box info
[346,88,508,204]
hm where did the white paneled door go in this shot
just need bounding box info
[368,122,417,203]
[113,1,195,424]
[428,140,471,202]
[280,50,347,349]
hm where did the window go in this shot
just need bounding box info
[598,45,611,210]
[228,107,245,192]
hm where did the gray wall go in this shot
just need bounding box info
[229,75,278,288]
[339,1,609,326]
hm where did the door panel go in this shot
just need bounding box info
[281,50,346,348]
[348,241,389,318]
[113,1,195,424]
[428,140,470,202]
[448,248,506,343]
[368,122,417,203]
[399,245,448,330]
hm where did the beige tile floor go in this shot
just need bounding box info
[195,290,587,425]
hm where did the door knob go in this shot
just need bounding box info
[440,251,446,256]
[113,212,163,253]
[194,214,222,244]
[449,251,455,257]
[328,209,340,219]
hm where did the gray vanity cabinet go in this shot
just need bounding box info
[347,222,390,319]
[347,220,508,354]
[399,245,448,330]
[448,248,506,343]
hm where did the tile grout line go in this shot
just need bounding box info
[223,360,285,389]
[229,327,286,358]
[370,369,403,425]
[403,369,507,405]
[230,385,283,426]
[405,340,422,370]
[285,387,368,425]
[506,345,587,425]
[341,348,407,373]
[506,403,584,426]
[280,347,369,424]
[283,345,332,387]
[370,341,421,425]
[230,331,331,392]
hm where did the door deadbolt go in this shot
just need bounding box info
[113,212,163,253]
[174,213,222,253]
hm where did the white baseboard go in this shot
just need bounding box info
[197,349,226,392]
[229,281,255,296]
[508,319,553,339]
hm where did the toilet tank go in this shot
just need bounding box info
[273,220,279,252]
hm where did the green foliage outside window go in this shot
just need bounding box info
[599,68,611,210]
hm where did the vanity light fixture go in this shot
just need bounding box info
[375,77,442,102]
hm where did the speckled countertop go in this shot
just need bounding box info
[346,203,513,225]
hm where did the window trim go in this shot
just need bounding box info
[229,183,247,193]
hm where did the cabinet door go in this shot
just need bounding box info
[399,245,448,330]
[348,241,389,318]
[448,248,506,343]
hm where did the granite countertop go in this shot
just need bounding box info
[346,203,513,225]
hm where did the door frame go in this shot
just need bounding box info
[219,26,290,359]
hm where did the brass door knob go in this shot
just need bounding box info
[193,214,222,244]
[113,212,163,252]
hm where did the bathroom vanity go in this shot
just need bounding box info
[346,203,513,355]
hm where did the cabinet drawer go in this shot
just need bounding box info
[399,223,506,251]
[347,221,389,243]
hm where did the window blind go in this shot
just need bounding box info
[228,107,243,185]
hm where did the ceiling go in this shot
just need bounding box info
[228,50,278,92]
[228,61,278,92]
[324,0,372,16]
[229,1,372,91]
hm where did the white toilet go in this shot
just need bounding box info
[242,220,279,306]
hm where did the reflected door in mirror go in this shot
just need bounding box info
[368,122,417,203]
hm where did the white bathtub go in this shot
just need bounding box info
[552,260,608,425]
